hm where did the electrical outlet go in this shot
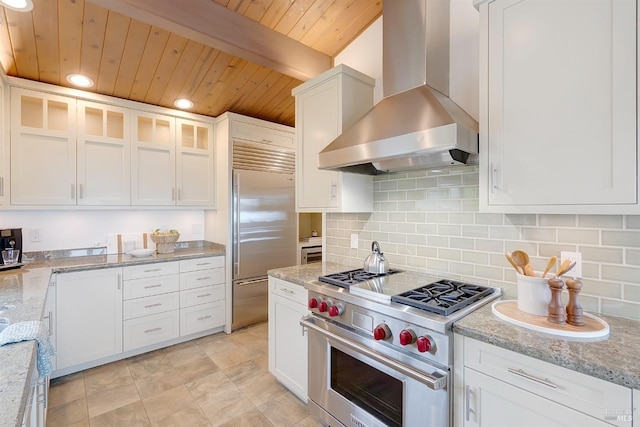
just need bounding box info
[30,228,42,242]
[560,251,582,278]
[350,234,358,249]
[191,224,203,234]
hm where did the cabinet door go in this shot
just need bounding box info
[77,100,130,205]
[10,88,76,205]
[464,368,612,427]
[296,77,341,209]
[55,268,123,370]
[176,118,214,206]
[131,111,175,205]
[0,82,6,205]
[482,0,637,212]
[268,279,308,402]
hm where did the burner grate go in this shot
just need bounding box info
[391,279,494,316]
[319,268,402,288]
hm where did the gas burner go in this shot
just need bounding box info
[319,268,402,288]
[391,279,494,316]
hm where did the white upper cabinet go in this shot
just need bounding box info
[477,0,639,213]
[293,64,375,212]
[0,82,6,205]
[176,118,214,206]
[10,88,77,205]
[77,100,131,205]
[131,111,176,206]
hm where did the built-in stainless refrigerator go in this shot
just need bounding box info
[231,141,297,331]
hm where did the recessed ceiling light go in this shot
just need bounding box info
[174,98,194,109]
[0,0,33,12]
[66,73,94,88]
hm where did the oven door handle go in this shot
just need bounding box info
[301,316,448,391]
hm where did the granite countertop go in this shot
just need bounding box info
[0,241,225,427]
[269,263,640,391]
[454,302,640,390]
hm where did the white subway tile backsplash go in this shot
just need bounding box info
[557,228,599,244]
[602,230,640,248]
[626,249,640,266]
[326,169,640,320]
[626,216,640,229]
[521,227,556,242]
[579,215,623,229]
[539,214,577,227]
[602,265,640,284]
[579,246,623,264]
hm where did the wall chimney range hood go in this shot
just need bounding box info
[318,0,479,175]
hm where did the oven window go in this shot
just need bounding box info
[331,347,403,427]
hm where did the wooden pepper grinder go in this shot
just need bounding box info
[565,279,584,326]
[547,278,566,324]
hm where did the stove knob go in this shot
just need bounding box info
[329,304,344,317]
[399,329,417,346]
[417,335,434,353]
[318,301,329,313]
[308,298,319,309]
[373,324,391,341]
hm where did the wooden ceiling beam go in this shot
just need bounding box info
[86,0,332,81]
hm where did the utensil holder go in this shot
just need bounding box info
[516,272,552,316]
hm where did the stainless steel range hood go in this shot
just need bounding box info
[318,0,479,175]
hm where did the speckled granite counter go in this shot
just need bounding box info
[454,302,640,390]
[269,264,640,391]
[0,241,225,427]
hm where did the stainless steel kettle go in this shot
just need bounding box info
[363,241,389,274]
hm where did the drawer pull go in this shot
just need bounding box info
[144,268,162,273]
[507,368,557,388]
[144,284,162,289]
[144,303,162,309]
[465,385,474,421]
[197,276,212,281]
[197,315,212,321]
[197,293,212,298]
[280,288,295,295]
[196,262,211,266]
[144,327,162,334]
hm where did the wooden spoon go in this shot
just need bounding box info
[541,256,557,278]
[556,260,576,278]
[504,253,522,274]
[511,250,535,276]
[556,258,571,277]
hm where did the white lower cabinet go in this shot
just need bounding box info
[179,257,225,336]
[55,268,123,370]
[268,276,308,402]
[52,256,226,377]
[457,336,633,427]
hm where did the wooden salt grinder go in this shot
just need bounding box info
[565,279,585,326]
[547,278,566,324]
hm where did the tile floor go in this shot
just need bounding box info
[47,322,322,426]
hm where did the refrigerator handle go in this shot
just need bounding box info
[233,171,240,277]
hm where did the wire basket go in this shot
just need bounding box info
[149,233,180,254]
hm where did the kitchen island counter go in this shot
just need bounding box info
[454,302,640,390]
[267,261,350,287]
[0,241,225,427]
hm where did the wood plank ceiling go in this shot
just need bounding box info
[0,0,381,127]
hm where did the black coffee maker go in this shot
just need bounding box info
[0,228,23,269]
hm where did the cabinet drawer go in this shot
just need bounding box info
[180,256,224,272]
[123,274,179,300]
[180,268,225,290]
[180,301,225,336]
[270,277,307,304]
[123,261,179,280]
[123,292,179,320]
[123,310,179,352]
[232,121,294,148]
[464,338,632,423]
[180,284,224,308]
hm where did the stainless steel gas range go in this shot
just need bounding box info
[301,268,501,427]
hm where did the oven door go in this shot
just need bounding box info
[302,316,449,427]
